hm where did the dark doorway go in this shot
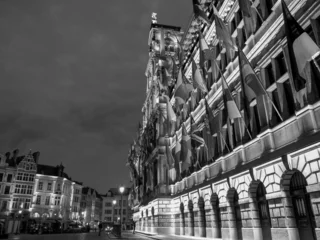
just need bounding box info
[257,182,272,240]
[290,171,316,240]
[234,192,243,240]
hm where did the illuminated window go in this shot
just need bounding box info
[38,182,43,191]
[12,198,18,209]
[21,185,27,194]
[36,195,41,205]
[28,175,34,182]
[45,196,50,205]
[23,173,28,181]
[15,184,21,194]
[54,196,60,206]
[24,199,31,209]
[27,185,33,195]
[47,183,52,191]
[17,173,23,181]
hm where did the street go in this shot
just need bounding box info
[7,231,208,240]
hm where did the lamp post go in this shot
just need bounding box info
[119,186,125,237]
[112,200,116,225]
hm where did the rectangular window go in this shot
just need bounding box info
[56,183,61,192]
[75,189,80,194]
[123,200,126,206]
[27,185,33,195]
[15,184,21,194]
[7,174,12,183]
[47,183,52,191]
[45,196,50,205]
[0,173,3,182]
[1,201,7,211]
[54,196,60,206]
[36,195,41,205]
[21,185,27,194]
[28,175,34,182]
[4,186,10,194]
[114,209,117,215]
[12,198,18,209]
[23,173,28,181]
[123,209,126,215]
[17,173,23,181]
[24,199,31,209]
[38,182,43,191]
[106,210,112,214]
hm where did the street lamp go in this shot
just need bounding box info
[119,186,125,236]
[112,200,116,224]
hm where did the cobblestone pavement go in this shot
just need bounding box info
[7,231,216,240]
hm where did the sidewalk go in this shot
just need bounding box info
[120,231,222,240]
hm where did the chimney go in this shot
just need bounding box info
[12,149,19,164]
[32,152,40,164]
[58,163,64,177]
[5,152,10,161]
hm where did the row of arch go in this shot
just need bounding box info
[138,169,318,240]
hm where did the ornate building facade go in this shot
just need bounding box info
[31,163,83,229]
[128,0,320,240]
[80,187,102,228]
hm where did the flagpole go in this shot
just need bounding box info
[238,48,284,122]
[213,59,253,139]
[219,130,231,153]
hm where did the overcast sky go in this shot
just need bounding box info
[0,0,191,193]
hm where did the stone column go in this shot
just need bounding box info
[227,203,238,240]
[282,193,300,240]
[249,198,263,240]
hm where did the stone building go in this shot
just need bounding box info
[128,1,320,240]
[80,187,102,228]
[101,188,132,227]
[31,163,83,229]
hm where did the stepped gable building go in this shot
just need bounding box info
[128,1,320,240]
[31,163,83,229]
[80,187,102,227]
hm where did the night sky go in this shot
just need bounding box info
[0,0,191,193]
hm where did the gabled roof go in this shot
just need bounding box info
[37,164,72,181]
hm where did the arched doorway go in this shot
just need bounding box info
[210,194,221,238]
[233,192,242,240]
[290,171,316,240]
[180,203,185,235]
[188,200,194,236]
[198,197,206,237]
[256,182,272,240]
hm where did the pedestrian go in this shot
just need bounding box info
[98,222,102,236]
[132,220,136,234]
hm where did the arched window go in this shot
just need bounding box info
[290,171,316,240]
[33,212,40,218]
[233,192,243,240]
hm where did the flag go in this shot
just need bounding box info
[199,32,215,60]
[238,49,266,102]
[163,95,177,122]
[175,69,193,106]
[166,145,175,169]
[159,28,165,57]
[203,125,215,160]
[190,115,204,133]
[192,60,208,93]
[193,0,212,25]
[180,124,192,172]
[281,0,320,91]
[205,100,222,136]
[175,134,181,164]
[190,90,197,110]
[239,0,252,18]
[222,78,242,119]
[191,134,205,145]
[213,6,236,51]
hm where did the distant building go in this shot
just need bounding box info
[80,187,102,228]
[31,163,83,229]
[0,149,38,234]
[101,188,132,228]
[71,181,83,222]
